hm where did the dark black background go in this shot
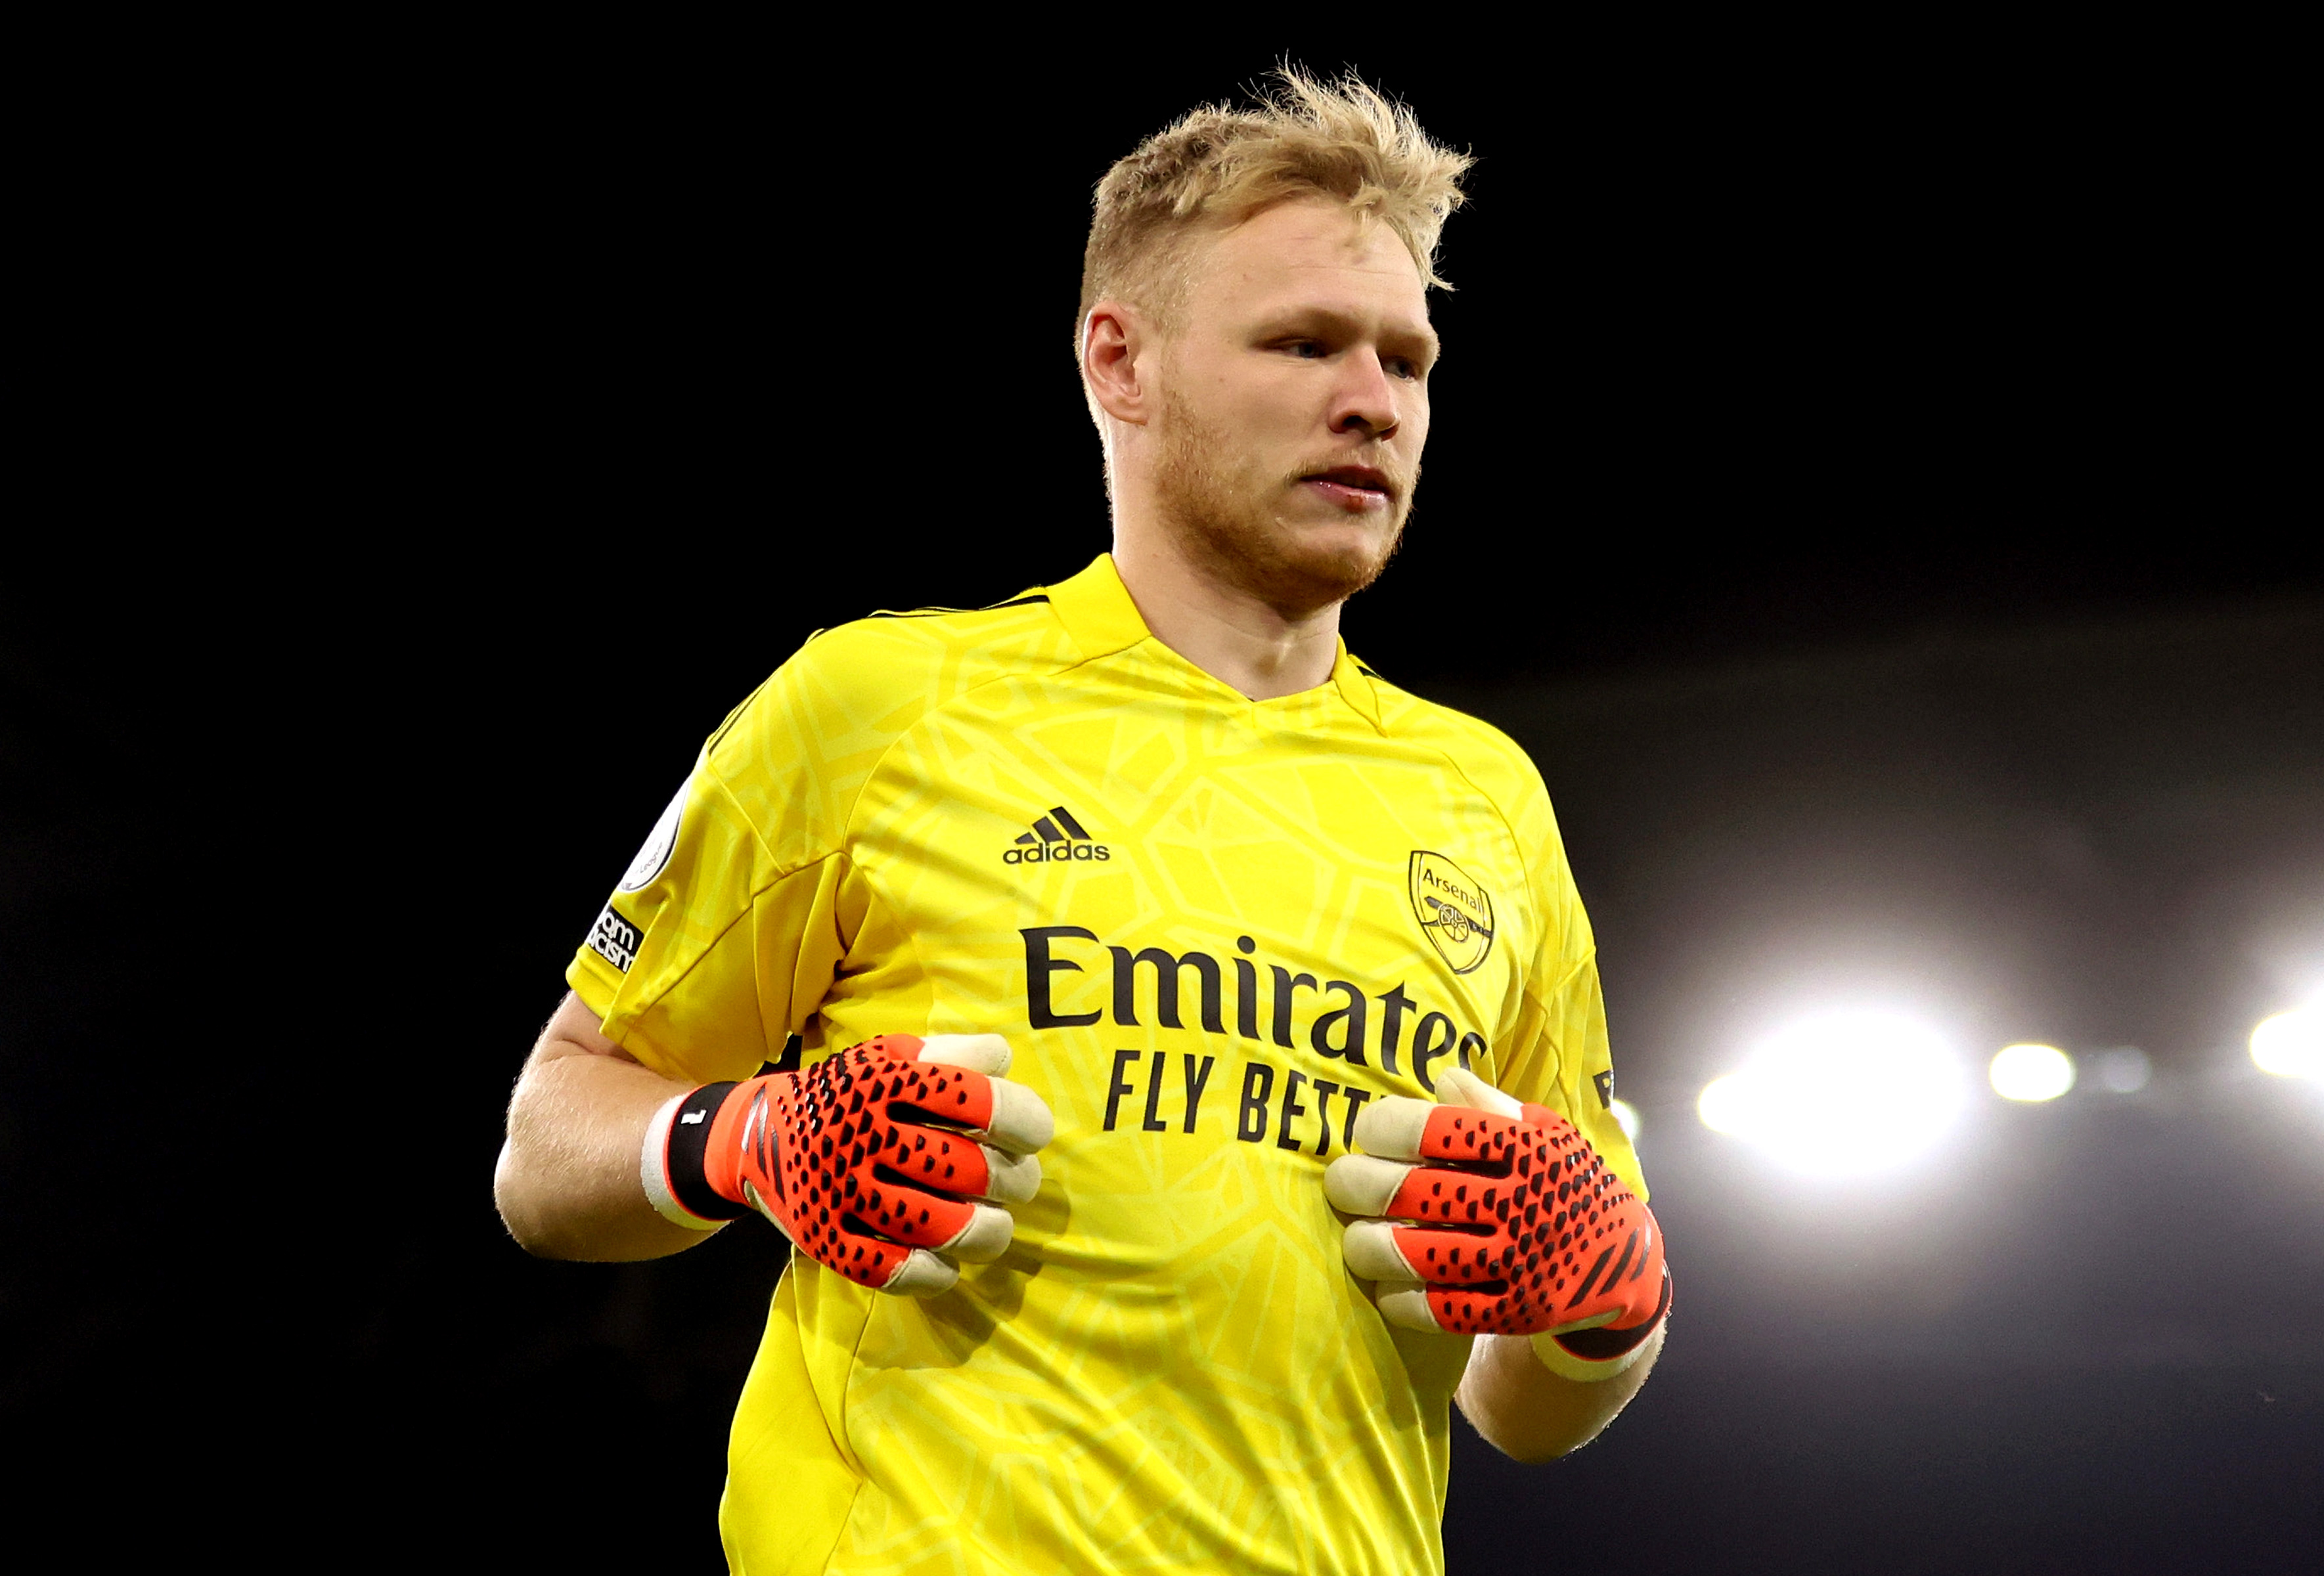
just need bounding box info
[5,27,2318,1573]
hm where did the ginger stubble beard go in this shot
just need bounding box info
[1150,382,1413,619]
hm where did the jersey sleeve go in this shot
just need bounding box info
[564,657,862,1087]
[1486,760,1649,1202]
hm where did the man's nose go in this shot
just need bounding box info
[1328,352,1400,441]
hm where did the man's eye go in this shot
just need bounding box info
[1387,357,1421,380]
[1287,340,1327,359]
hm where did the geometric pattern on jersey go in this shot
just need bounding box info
[567,555,1644,1575]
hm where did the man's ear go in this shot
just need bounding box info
[1081,301,1153,426]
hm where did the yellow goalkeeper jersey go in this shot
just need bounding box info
[566,554,1645,1575]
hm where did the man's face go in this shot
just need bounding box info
[1148,198,1437,615]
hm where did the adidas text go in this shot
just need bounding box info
[1004,804,1110,865]
[1005,841,1111,864]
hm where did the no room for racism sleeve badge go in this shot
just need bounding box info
[1408,851,1495,974]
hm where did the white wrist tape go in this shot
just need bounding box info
[641,1092,726,1231]
[1528,1326,1658,1382]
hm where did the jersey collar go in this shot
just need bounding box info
[1048,553,1388,733]
[1331,646,1387,733]
[1046,554,1150,663]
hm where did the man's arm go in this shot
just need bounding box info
[1456,1323,1664,1462]
[494,992,725,1261]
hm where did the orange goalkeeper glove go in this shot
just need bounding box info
[1324,1066,1669,1380]
[640,1033,1053,1296]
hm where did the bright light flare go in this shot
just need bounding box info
[1990,1043,2075,1102]
[1696,1075,1764,1134]
[1609,1097,1643,1143]
[1696,1009,1969,1173]
[2250,1007,2323,1078]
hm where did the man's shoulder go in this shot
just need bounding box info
[800,589,1069,682]
[713,590,1078,760]
[1357,664,1550,811]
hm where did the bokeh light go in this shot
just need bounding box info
[1695,1009,1969,1173]
[1609,1097,1643,1143]
[1696,1074,1761,1135]
[2249,1006,2322,1078]
[1990,1043,2075,1102]
[2091,1047,2151,1093]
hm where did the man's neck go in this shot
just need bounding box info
[1111,529,1343,702]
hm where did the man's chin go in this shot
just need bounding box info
[1148,410,1410,614]
[1199,512,1405,614]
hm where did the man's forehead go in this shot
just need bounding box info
[1187,200,1431,323]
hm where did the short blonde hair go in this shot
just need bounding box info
[1077,68,1471,348]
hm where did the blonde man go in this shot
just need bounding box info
[497,70,1668,1573]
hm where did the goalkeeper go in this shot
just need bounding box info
[496,67,1666,1574]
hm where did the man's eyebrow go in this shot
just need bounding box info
[1254,306,1441,361]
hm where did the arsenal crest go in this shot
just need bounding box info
[1408,851,1494,974]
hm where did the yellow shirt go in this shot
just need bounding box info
[568,555,1644,1575]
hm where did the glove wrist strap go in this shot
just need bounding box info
[641,1082,749,1229]
[1529,1267,1672,1382]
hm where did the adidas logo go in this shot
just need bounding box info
[1002,805,1112,865]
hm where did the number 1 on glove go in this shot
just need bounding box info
[641,1033,1054,1298]
[1324,1066,1669,1380]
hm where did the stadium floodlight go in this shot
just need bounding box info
[1695,1009,1969,1174]
[2249,1006,2322,1079]
[1990,1043,2075,1102]
[1609,1097,1643,1144]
